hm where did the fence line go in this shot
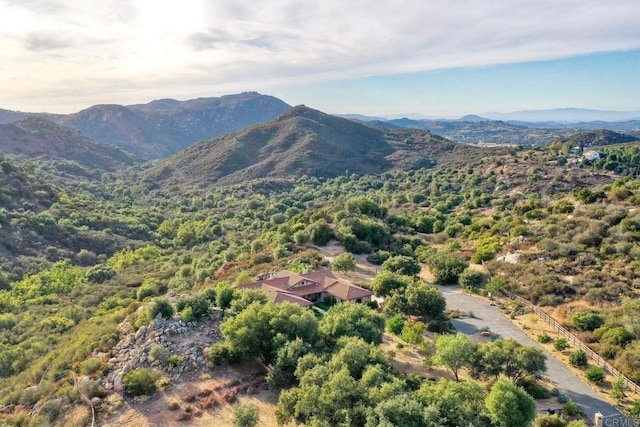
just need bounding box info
[500,288,640,395]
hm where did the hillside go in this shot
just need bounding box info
[386,117,575,145]
[0,117,138,171]
[558,129,638,147]
[145,105,490,190]
[58,92,291,159]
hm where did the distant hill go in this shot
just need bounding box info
[457,114,489,122]
[558,129,638,147]
[145,106,489,191]
[386,118,574,145]
[57,92,290,159]
[481,108,640,123]
[0,117,138,171]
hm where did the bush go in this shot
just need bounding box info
[149,344,168,363]
[584,366,605,384]
[401,321,425,344]
[553,338,568,352]
[208,343,241,365]
[537,332,552,343]
[564,400,582,416]
[85,265,116,283]
[78,358,105,376]
[534,414,566,427]
[168,355,182,368]
[233,403,259,427]
[386,314,404,335]
[150,298,174,319]
[519,377,551,399]
[123,368,161,396]
[570,311,604,331]
[569,349,587,367]
[458,268,486,289]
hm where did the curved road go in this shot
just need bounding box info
[438,285,633,425]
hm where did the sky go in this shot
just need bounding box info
[1,0,640,117]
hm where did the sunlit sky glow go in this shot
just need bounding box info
[1,0,639,116]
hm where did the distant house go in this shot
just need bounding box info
[583,150,600,161]
[238,269,373,307]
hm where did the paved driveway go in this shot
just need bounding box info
[438,285,633,425]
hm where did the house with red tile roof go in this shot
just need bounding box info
[237,269,372,307]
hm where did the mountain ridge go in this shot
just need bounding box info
[145,105,491,191]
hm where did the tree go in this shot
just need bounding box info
[308,219,333,245]
[333,252,356,273]
[458,268,487,289]
[404,281,446,322]
[476,339,546,382]
[221,301,319,364]
[366,394,429,427]
[215,282,236,314]
[233,403,259,427]
[417,379,490,427]
[266,338,311,388]
[434,333,476,381]
[371,271,411,297]
[485,379,536,427]
[381,255,421,276]
[425,250,468,284]
[320,303,385,346]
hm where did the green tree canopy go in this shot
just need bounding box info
[485,379,536,427]
[320,303,385,346]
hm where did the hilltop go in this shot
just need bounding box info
[556,129,638,147]
[55,92,289,159]
[145,105,492,191]
[0,117,138,171]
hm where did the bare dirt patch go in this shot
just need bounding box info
[104,363,280,427]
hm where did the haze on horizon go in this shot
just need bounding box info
[1,0,639,117]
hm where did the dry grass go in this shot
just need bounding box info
[510,310,640,410]
[103,364,279,427]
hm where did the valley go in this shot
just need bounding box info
[0,95,639,426]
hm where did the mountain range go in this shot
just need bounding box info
[144,105,494,191]
[0,92,291,159]
[0,117,138,171]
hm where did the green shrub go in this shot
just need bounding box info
[584,366,605,384]
[149,344,168,363]
[568,349,587,367]
[564,400,582,416]
[553,338,568,351]
[208,343,241,365]
[78,358,105,376]
[167,355,182,368]
[386,314,404,335]
[570,311,604,331]
[123,368,161,396]
[401,321,425,344]
[519,377,551,399]
[534,414,566,427]
[233,403,259,427]
[537,332,552,343]
[150,298,174,319]
[458,268,487,289]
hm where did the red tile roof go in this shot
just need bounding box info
[238,269,372,307]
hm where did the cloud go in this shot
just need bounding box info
[0,0,639,112]
[24,33,71,51]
